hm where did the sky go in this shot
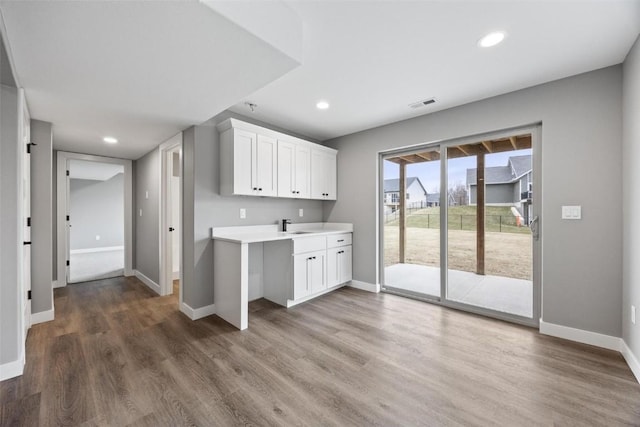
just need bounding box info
[383,148,532,192]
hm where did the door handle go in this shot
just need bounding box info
[169,227,175,232]
[530,216,540,241]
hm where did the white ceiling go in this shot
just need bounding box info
[0,0,300,159]
[69,159,123,181]
[1,1,638,159]
[230,0,640,141]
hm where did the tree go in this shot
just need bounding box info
[449,183,468,206]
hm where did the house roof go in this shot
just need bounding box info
[467,154,531,185]
[427,193,440,203]
[384,177,425,193]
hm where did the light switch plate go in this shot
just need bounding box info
[145,191,149,199]
[562,205,581,220]
[139,209,143,217]
[299,209,304,217]
[240,208,246,219]
[632,305,636,325]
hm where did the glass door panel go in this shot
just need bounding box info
[382,148,441,299]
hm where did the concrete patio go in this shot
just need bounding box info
[384,263,533,318]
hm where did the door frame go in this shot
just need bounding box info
[18,88,31,357]
[56,152,133,287]
[159,133,183,298]
[378,123,542,327]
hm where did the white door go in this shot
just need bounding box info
[22,101,31,336]
[233,129,256,196]
[277,140,295,198]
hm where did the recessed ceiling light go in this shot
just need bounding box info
[478,31,506,48]
[103,136,118,144]
[316,100,330,110]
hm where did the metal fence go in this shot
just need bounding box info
[384,213,529,233]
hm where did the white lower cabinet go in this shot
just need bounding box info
[264,232,353,307]
[293,250,326,300]
[327,245,352,288]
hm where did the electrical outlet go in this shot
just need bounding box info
[96,235,100,241]
[139,209,143,217]
[240,208,246,219]
[145,190,149,199]
[299,208,304,217]
[632,305,636,325]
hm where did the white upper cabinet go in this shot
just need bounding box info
[310,147,337,200]
[218,118,337,200]
[278,140,310,198]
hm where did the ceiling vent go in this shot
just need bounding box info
[409,98,436,109]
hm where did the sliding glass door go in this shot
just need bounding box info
[380,127,539,325]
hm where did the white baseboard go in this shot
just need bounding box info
[172,271,180,280]
[70,245,124,254]
[180,302,215,320]
[31,307,55,325]
[348,280,380,293]
[53,280,64,289]
[621,340,640,384]
[0,358,24,381]
[539,319,621,351]
[134,270,161,295]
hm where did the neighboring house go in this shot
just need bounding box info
[426,192,457,207]
[467,155,532,221]
[383,177,427,213]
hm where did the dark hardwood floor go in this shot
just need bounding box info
[1,276,639,426]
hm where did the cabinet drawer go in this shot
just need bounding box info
[327,233,352,248]
[293,236,327,254]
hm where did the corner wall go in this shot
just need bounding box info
[622,35,640,379]
[134,148,160,284]
[324,66,623,338]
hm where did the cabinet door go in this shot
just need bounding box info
[324,150,337,200]
[233,129,257,196]
[294,144,311,198]
[310,148,326,199]
[340,245,352,283]
[327,247,340,288]
[309,252,326,294]
[277,140,295,198]
[293,253,314,300]
[256,134,277,197]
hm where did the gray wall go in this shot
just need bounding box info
[324,66,623,337]
[182,111,325,309]
[469,183,516,205]
[30,119,53,314]
[622,36,640,363]
[134,148,160,283]
[69,174,124,250]
[0,84,20,365]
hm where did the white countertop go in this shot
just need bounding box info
[211,222,353,244]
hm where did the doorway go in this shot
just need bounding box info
[159,134,182,299]
[56,152,133,288]
[67,160,125,283]
[380,126,540,326]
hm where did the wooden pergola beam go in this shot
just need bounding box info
[509,136,517,150]
[481,140,493,153]
[399,161,406,264]
[476,153,485,275]
[457,145,470,155]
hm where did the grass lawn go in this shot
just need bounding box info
[386,205,530,234]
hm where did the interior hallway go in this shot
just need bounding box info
[1,276,639,425]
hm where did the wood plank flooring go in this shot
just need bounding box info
[1,276,639,426]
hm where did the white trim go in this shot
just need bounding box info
[53,280,64,289]
[348,280,380,293]
[179,302,215,320]
[539,319,621,351]
[0,358,24,381]
[31,308,54,325]
[172,271,180,280]
[621,340,640,384]
[70,246,124,255]
[134,269,161,295]
[56,152,133,287]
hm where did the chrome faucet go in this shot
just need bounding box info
[282,218,292,232]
